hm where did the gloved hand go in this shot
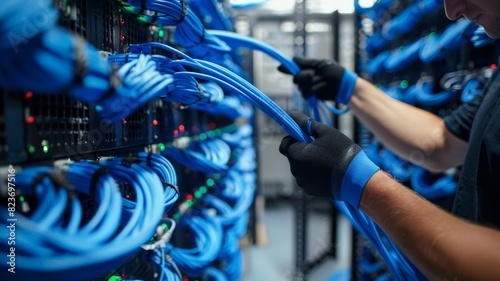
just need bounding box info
[278,57,358,104]
[279,112,379,208]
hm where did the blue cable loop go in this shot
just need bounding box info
[411,167,457,199]
[385,37,427,73]
[415,77,458,106]
[419,20,477,63]
[168,211,223,277]
[471,26,496,48]
[461,77,484,103]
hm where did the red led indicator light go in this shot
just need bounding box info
[152,120,159,126]
[26,116,35,124]
[491,64,497,69]
[174,130,179,135]
[186,194,193,200]
[208,122,216,130]
[120,35,125,41]
[123,120,127,125]
[25,91,33,99]
[179,124,185,132]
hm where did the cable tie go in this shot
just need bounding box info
[121,157,143,168]
[146,152,154,167]
[175,0,188,24]
[180,81,204,108]
[95,65,122,107]
[90,167,110,195]
[163,181,180,194]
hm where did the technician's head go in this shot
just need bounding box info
[444,0,500,38]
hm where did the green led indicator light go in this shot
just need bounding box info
[20,196,25,202]
[194,191,202,199]
[138,15,148,22]
[173,213,182,220]
[429,32,436,38]
[124,6,135,12]
[214,129,222,136]
[207,131,216,138]
[213,174,221,180]
[206,178,215,187]
[187,200,194,208]
[199,187,207,194]
[375,83,382,88]
[400,80,409,89]
[158,29,165,38]
[161,223,169,231]
[159,143,166,151]
[199,133,207,141]
[28,146,35,154]
[108,276,122,281]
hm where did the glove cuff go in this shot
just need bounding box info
[336,69,358,105]
[332,151,379,208]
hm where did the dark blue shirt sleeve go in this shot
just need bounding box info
[444,93,485,142]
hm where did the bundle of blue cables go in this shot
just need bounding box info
[414,77,458,106]
[0,159,166,281]
[167,210,223,277]
[187,0,235,31]
[411,167,457,200]
[136,152,179,214]
[384,37,427,73]
[382,0,443,42]
[419,19,478,63]
[0,0,156,122]
[120,0,245,76]
[162,137,231,173]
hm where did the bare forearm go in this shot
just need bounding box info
[360,171,500,280]
[349,78,466,171]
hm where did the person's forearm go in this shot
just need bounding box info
[360,171,500,280]
[348,78,467,171]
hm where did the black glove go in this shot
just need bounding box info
[278,57,358,104]
[279,112,379,208]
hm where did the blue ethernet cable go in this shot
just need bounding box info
[0,162,161,281]
[461,77,484,103]
[136,152,179,213]
[167,211,223,277]
[419,20,478,63]
[411,167,457,200]
[188,0,234,31]
[382,0,443,42]
[204,266,229,281]
[384,37,427,73]
[121,0,245,76]
[162,138,231,173]
[229,0,268,10]
[366,51,391,75]
[414,77,458,106]
[381,150,415,182]
[0,0,144,123]
[471,26,496,48]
